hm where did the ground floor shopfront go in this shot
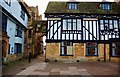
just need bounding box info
[46,41,119,62]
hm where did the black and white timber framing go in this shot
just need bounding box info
[46,14,120,43]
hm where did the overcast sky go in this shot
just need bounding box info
[24,0,114,20]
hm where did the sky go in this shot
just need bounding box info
[24,0,114,20]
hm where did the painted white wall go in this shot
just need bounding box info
[1,0,28,28]
[7,19,16,54]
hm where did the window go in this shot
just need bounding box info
[4,0,11,6]
[14,43,22,54]
[61,41,73,56]
[15,25,22,38]
[62,19,82,40]
[68,3,78,10]
[20,9,25,20]
[2,13,7,32]
[101,4,110,10]
[86,42,98,56]
[111,42,120,57]
[63,19,81,31]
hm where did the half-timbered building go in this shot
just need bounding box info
[44,1,120,62]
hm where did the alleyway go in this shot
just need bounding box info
[2,54,119,77]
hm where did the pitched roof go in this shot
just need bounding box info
[45,2,120,14]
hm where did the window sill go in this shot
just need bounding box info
[60,55,73,56]
[110,56,119,57]
[15,35,22,38]
[86,55,98,56]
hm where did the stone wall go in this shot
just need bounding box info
[46,43,119,62]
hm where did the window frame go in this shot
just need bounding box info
[110,42,119,57]
[60,41,73,56]
[86,42,98,56]
[15,25,22,38]
[20,9,25,21]
[68,3,78,10]
[14,43,22,54]
[101,3,110,10]
[2,13,7,32]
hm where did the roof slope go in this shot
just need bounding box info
[45,2,120,14]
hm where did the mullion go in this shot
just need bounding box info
[96,20,97,40]
[117,19,120,38]
[49,21,51,39]
[92,21,93,40]
[84,21,86,40]
[53,21,54,40]
[112,20,114,38]
[108,20,109,39]
[77,19,78,40]
[88,21,90,40]
[69,19,71,40]
[103,20,105,41]
[57,21,58,40]
[81,19,83,40]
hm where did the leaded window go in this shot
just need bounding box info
[15,25,22,38]
[111,42,120,57]
[86,42,98,56]
[100,19,119,40]
[101,4,110,10]
[61,41,73,56]
[68,3,78,10]
[62,19,82,40]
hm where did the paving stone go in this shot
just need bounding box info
[79,71,91,75]
[16,63,43,75]
[60,71,70,75]
[49,72,60,75]
[29,71,49,75]
[51,68,60,72]
[78,69,87,71]
[68,67,80,75]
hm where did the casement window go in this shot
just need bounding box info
[101,4,110,10]
[60,41,73,56]
[100,19,119,40]
[20,9,25,21]
[86,42,98,56]
[111,42,120,57]
[2,13,7,32]
[68,3,78,10]
[14,43,22,54]
[15,25,22,38]
[4,0,11,6]
[62,19,82,40]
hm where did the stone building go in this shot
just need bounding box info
[44,1,120,62]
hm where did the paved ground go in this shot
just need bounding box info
[2,54,45,76]
[16,62,119,77]
[2,55,120,77]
